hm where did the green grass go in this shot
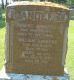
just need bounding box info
[0,9,74,80]
[0,28,5,69]
[66,20,74,80]
[0,9,5,69]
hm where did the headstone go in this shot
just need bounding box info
[0,67,69,80]
[5,1,70,75]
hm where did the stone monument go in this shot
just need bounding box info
[5,1,69,77]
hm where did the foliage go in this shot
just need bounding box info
[0,9,5,28]
[1,0,4,9]
[0,9,5,69]
[12,0,65,3]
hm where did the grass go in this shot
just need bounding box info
[66,20,74,80]
[0,9,74,80]
[0,9,5,69]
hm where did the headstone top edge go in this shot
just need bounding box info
[7,1,69,11]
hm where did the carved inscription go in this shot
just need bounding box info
[13,10,64,64]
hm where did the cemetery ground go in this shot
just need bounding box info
[0,9,74,80]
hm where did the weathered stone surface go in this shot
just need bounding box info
[0,67,69,80]
[5,1,69,75]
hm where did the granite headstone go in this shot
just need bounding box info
[5,1,69,75]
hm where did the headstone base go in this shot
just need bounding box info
[0,66,69,80]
